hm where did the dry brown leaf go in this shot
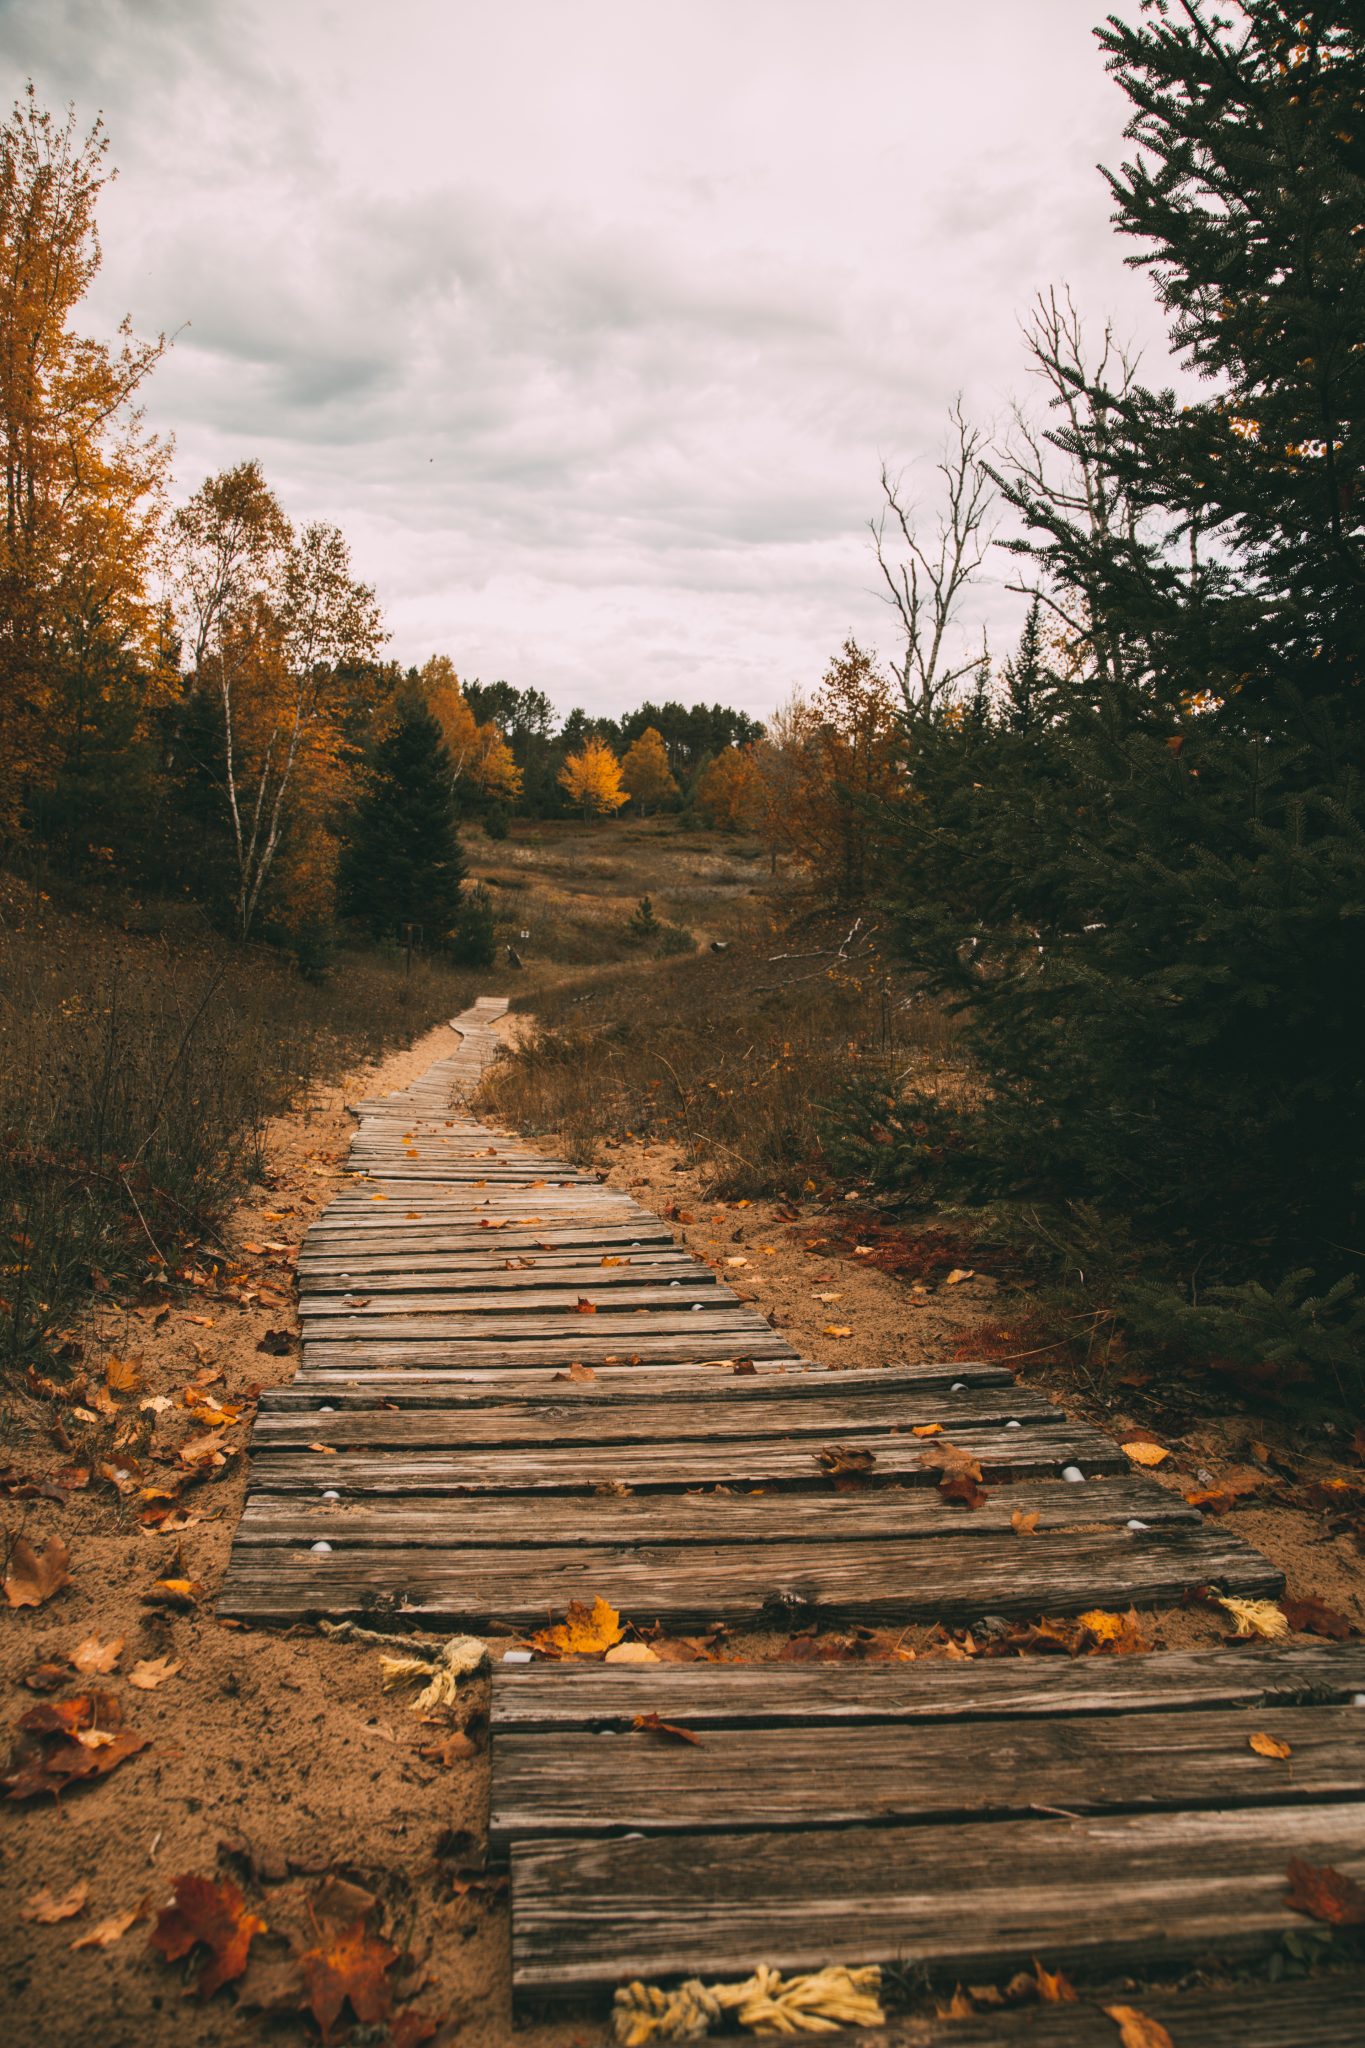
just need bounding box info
[1104,2008,1174,2048]
[823,1324,853,1338]
[814,1444,877,1476]
[149,1872,267,1996]
[1284,1854,1365,1925]
[128,1656,182,1691]
[298,1918,398,2043]
[911,1423,943,1438]
[417,1731,476,1767]
[551,1361,597,1384]
[70,1636,123,1675]
[945,1267,975,1285]
[104,1356,143,1394]
[574,1297,598,1314]
[1011,1508,1040,1536]
[4,1692,149,1801]
[143,1577,204,1610]
[308,1442,339,1455]
[71,1899,150,1950]
[1248,1730,1292,1760]
[21,1880,89,1924]
[939,1473,990,1508]
[604,1642,660,1664]
[1122,1441,1170,1467]
[1281,1592,1353,1639]
[3,1535,72,1609]
[527,1595,624,1658]
[632,1711,702,1745]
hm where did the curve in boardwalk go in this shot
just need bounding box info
[219,1003,1365,2030]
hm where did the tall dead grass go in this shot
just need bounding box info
[0,904,475,1368]
[476,928,963,1198]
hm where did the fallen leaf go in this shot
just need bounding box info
[417,1731,476,1766]
[104,1356,143,1394]
[725,1257,749,1269]
[143,1577,204,1610]
[823,1324,853,1338]
[939,1473,990,1508]
[945,1268,975,1285]
[1078,1610,1128,1643]
[256,1330,294,1356]
[1034,1958,1077,2003]
[4,1692,148,1801]
[936,1987,977,2019]
[574,1297,598,1314]
[21,1662,70,1693]
[814,1444,877,1476]
[149,1872,267,1996]
[1217,1596,1289,1639]
[1104,2008,1174,2048]
[592,1479,633,1498]
[21,1880,90,1923]
[551,1362,597,1384]
[3,1536,72,1609]
[70,1636,123,1675]
[528,1596,624,1658]
[308,1443,339,1455]
[1122,1441,1170,1468]
[604,1642,660,1664]
[1281,1593,1353,1640]
[298,1918,398,2042]
[72,1900,149,1949]
[128,1656,182,1691]
[1284,1854,1365,1926]
[1012,1508,1040,1536]
[912,1423,944,1438]
[632,1711,702,1745]
[1249,1730,1292,1760]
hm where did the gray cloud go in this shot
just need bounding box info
[1,0,1173,717]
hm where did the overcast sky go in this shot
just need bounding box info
[3,0,1174,719]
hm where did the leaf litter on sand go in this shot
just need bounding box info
[149,1872,267,1996]
[3,1535,72,1608]
[3,1691,149,1801]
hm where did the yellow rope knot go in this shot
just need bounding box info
[612,1964,884,2043]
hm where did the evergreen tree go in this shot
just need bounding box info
[876,3,1365,1381]
[337,692,466,942]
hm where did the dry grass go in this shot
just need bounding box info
[477,916,962,1198]
[0,888,481,1369]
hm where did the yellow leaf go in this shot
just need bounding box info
[945,1268,975,1285]
[1122,1441,1170,1467]
[1218,1596,1289,1639]
[1103,2007,1174,2048]
[528,1596,624,1658]
[823,1325,853,1338]
[912,1423,943,1438]
[604,1642,660,1664]
[1079,1609,1127,1641]
[1249,1730,1292,1760]
[1012,1508,1040,1536]
[1034,1958,1077,2003]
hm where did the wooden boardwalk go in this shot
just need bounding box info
[221,1003,1365,2032]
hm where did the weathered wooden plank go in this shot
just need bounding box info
[217,1522,1282,1627]
[262,1360,1018,1408]
[491,1704,1365,1848]
[296,1283,743,1318]
[507,1801,1365,1997]
[490,1641,1365,1731]
[297,1253,706,1287]
[242,1423,1131,1494]
[234,1472,1196,1549]
[299,1225,676,1255]
[298,1330,801,1368]
[249,1383,1064,1450]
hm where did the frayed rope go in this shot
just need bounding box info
[613,1964,884,2041]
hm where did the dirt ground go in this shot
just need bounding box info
[2,1019,1362,2047]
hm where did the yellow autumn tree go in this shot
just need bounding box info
[0,87,170,832]
[694,745,763,831]
[558,735,628,818]
[756,641,902,900]
[620,725,678,815]
[418,656,523,805]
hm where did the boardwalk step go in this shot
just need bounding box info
[508,1800,1365,1998]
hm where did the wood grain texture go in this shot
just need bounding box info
[241,1423,1136,1495]
[490,1641,1365,1730]
[217,1521,1283,1627]
[263,1360,1016,1408]
[297,1330,802,1368]
[250,1383,1061,1450]
[490,1704,1365,1845]
[233,1472,1198,1549]
[508,1800,1365,1995]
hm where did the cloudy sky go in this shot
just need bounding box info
[3,0,1173,719]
